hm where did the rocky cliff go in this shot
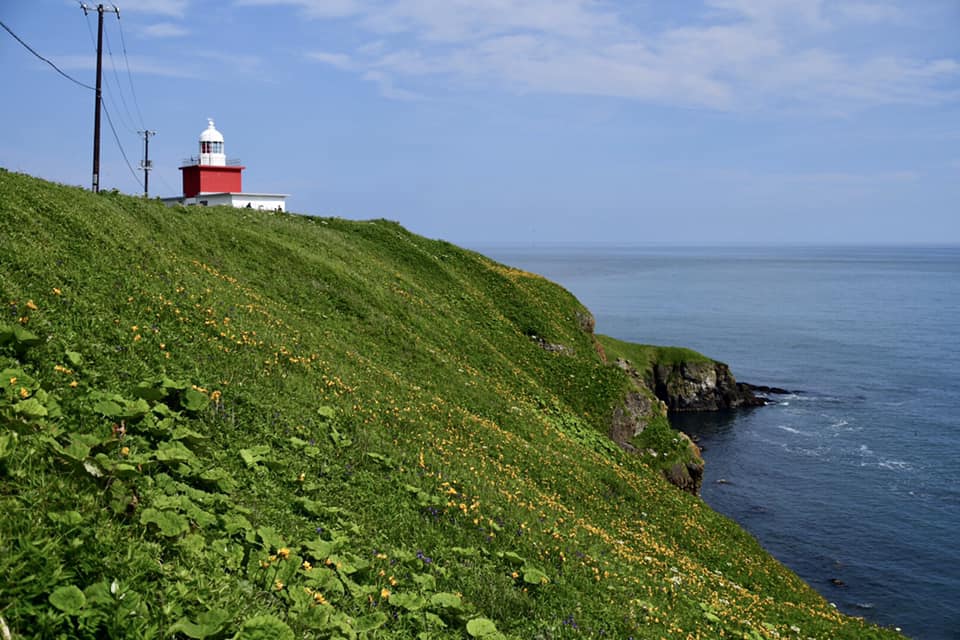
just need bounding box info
[652,360,766,411]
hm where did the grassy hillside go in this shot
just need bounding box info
[0,170,900,639]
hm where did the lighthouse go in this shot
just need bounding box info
[162,119,288,211]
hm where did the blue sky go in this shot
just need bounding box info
[2,0,958,244]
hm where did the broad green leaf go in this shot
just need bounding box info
[257,526,282,550]
[235,614,294,640]
[12,398,47,418]
[388,592,426,611]
[522,565,549,585]
[466,617,499,638]
[132,382,167,402]
[199,467,236,493]
[316,405,335,420]
[10,326,40,354]
[118,398,151,420]
[49,585,86,615]
[429,592,463,611]
[155,441,197,464]
[302,538,335,560]
[168,609,229,639]
[221,511,253,535]
[48,511,83,526]
[0,432,16,459]
[411,573,436,592]
[92,399,122,417]
[140,507,189,537]
[354,612,388,633]
[65,350,83,366]
[181,388,209,412]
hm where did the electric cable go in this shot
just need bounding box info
[0,19,95,91]
[116,15,146,129]
[102,101,144,189]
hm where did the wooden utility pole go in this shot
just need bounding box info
[81,4,118,192]
[139,129,156,197]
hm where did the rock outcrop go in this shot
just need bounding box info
[652,360,766,411]
[663,433,704,495]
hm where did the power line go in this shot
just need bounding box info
[116,16,146,129]
[0,19,95,91]
[103,18,139,134]
[102,101,143,189]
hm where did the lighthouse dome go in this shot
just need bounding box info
[200,119,224,143]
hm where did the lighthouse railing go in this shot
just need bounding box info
[180,156,244,167]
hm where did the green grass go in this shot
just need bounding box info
[0,170,903,639]
[599,336,714,380]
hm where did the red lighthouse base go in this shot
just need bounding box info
[180,164,244,198]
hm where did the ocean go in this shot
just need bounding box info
[478,245,960,640]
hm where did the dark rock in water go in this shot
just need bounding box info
[745,383,793,395]
[829,578,847,588]
[652,360,767,411]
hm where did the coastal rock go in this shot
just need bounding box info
[609,390,657,448]
[662,433,704,495]
[653,361,766,411]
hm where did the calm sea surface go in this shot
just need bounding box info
[478,245,960,640]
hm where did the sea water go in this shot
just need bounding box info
[478,245,960,640]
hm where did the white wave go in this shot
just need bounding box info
[777,425,811,436]
[877,459,912,471]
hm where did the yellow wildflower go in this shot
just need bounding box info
[388,575,397,586]
[19,387,29,399]
[8,377,16,386]
[274,580,284,591]
[313,592,328,605]
[52,288,62,295]
[133,334,142,342]
[277,547,290,559]
[69,380,79,388]
[120,447,130,457]
[302,560,312,571]
[25,300,37,311]
[380,588,390,599]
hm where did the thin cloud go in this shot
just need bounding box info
[120,0,191,18]
[142,22,190,38]
[55,54,199,78]
[287,0,958,110]
[306,51,355,71]
[233,0,362,19]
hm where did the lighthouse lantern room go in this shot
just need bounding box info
[162,118,288,212]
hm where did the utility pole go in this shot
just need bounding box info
[81,4,119,193]
[138,130,156,197]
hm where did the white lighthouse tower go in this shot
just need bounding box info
[162,118,289,212]
[198,119,226,166]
